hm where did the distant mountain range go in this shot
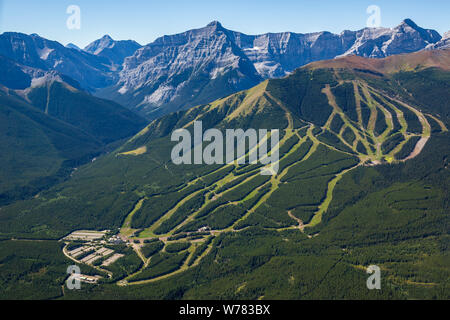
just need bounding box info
[0,19,447,120]
[0,32,114,90]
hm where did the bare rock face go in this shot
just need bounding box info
[229,31,351,78]
[373,19,441,56]
[0,19,442,119]
[108,21,263,118]
[229,19,441,78]
[425,31,450,50]
[111,18,441,118]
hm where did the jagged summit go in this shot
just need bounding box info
[206,20,223,28]
[101,34,114,40]
[0,31,113,90]
[0,19,444,119]
[395,18,441,43]
[396,18,434,34]
[96,18,445,119]
[426,31,450,50]
[401,18,418,28]
[84,35,141,66]
[84,35,115,53]
[66,43,81,51]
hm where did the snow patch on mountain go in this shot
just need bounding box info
[37,47,54,60]
[143,85,176,105]
[118,86,128,95]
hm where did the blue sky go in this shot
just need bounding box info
[0,0,448,48]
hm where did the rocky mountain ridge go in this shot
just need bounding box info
[0,19,445,119]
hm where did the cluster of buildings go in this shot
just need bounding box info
[63,230,109,242]
[107,234,126,245]
[63,230,126,268]
[66,245,123,267]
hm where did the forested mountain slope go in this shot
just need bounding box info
[0,50,448,299]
